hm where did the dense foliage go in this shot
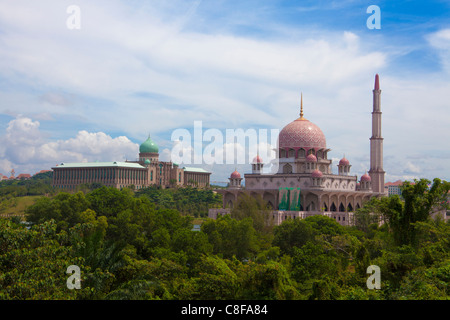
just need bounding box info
[0,178,449,300]
[0,171,54,198]
[135,185,222,217]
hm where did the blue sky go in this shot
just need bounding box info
[0,0,449,183]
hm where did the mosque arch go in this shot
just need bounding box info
[330,202,337,212]
[306,202,316,211]
[316,150,323,159]
[283,163,293,174]
[339,202,345,212]
[297,148,306,158]
[288,149,295,158]
[250,191,259,199]
[224,192,235,209]
[347,203,353,212]
[280,149,286,158]
[263,192,276,209]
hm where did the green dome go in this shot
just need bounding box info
[144,159,151,165]
[139,136,159,154]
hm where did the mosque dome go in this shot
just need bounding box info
[339,157,350,166]
[278,95,326,151]
[230,170,241,179]
[144,159,151,165]
[252,155,263,163]
[361,173,371,182]
[311,169,323,178]
[306,154,317,162]
[139,136,159,154]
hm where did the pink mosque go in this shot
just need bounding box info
[209,74,386,226]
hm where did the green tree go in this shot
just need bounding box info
[231,193,274,235]
[0,219,93,299]
[371,178,450,246]
[272,218,315,255]
[291,241,340,284]
[202,215,260,260]
[234,260,299,300]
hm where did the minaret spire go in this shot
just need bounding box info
[298,92,306,120]
[300,93,304,117]
[369,73,385,194]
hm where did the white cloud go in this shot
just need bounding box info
[404,161,421,174]
[0,0,386,134]
[0,116,139,175]
[427,28,450,72]
[0,1,449,182]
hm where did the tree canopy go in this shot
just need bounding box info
[0,177,448,300]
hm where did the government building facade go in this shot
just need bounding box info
[209,74,387,226]
[52,136,211,190]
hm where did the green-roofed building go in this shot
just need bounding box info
[52,135,211,190]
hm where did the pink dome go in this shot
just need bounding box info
[279,118,326,150]
[306,154,317,162]
[339,157,349,166]
[230,170,241,179]
[361,173,371,182]
[252,155,263,163]
[311,169,323,178]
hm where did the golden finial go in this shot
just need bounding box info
[298,92,306,120]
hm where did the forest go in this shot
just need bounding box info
[0,177,449,300]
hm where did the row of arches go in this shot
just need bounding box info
[281,163,329,174]
[222,190,372,213]
[323,202,360,212]
[279,148,329,159]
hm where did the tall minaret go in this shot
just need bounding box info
[369,74,385,194]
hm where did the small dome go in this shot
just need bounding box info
[230,170,241,179]
[144,159,151,165]
[311,169,323,178]
[252,155,263,163]
[339,157,349,166]
[361,173,371,182]
[306,154,317,162]
[140,136,159,154]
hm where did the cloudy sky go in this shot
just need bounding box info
[0,0,449,183]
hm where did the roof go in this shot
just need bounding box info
[53,161,145,169]
[35,170,51,175]
[385,180,415,187]
[183,167,210,174]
